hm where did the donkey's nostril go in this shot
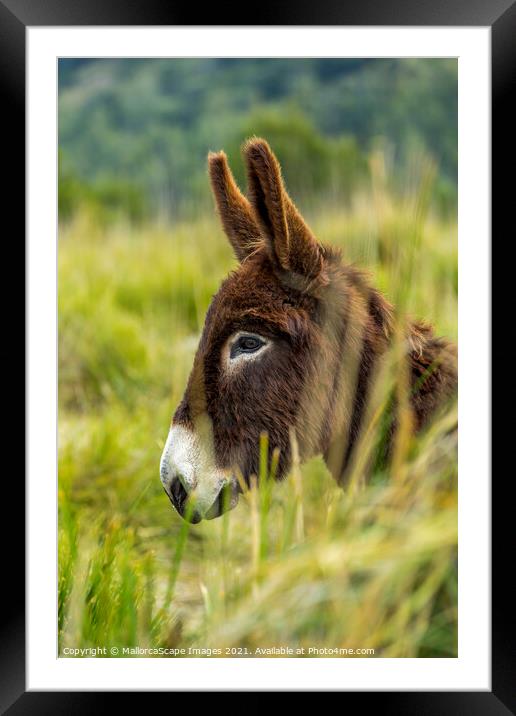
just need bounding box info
[167,477,203,524]
[170,477,188,510]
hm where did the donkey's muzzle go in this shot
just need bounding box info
[160,421,240,522]
[164,476,239,523]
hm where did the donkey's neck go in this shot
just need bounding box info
[317,265,389,481]
[316,261,457,484]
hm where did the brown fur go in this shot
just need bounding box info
[173,139,457,486]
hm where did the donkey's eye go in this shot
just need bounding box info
[230,333,266,359]
[240,336,261,351]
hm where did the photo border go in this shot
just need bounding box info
[6,0,511,709]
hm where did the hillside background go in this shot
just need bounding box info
[59,58,457,222]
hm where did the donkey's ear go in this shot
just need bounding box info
[208,151,261,262]
[243,138,323,279]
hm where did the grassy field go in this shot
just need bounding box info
[58,172,458,658]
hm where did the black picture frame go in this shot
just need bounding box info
[5,0,512,710]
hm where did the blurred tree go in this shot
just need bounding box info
[59,150,148,225]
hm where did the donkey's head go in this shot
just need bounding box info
[160,139,362,522]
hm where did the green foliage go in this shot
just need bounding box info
[59,151,148,225]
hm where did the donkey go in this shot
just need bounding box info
[160,138,457,523]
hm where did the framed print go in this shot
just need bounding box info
[4,0,512,709]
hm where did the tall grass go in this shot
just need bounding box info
[58,176,457,658]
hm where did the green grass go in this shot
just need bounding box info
[58,180,457,658]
